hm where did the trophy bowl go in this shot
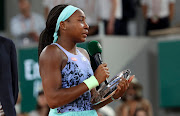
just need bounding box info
[92,69,131,105]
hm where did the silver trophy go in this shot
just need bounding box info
[92,69,131,105]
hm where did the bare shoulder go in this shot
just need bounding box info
[77,47,90,61]
[39,44,63,65]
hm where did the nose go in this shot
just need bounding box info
[84,21,89,30]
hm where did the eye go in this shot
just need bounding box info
[78,19,83,22]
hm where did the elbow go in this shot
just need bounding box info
[48,105,57,109]
[48,100,60,109]
[47,97,66,109]
[46,92,72,108]
[46,95,59,108]
[45,93,61,108]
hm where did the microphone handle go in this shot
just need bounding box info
[94,53,108,85]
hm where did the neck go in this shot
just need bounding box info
[57,36,77,55]
[22,11,31,18]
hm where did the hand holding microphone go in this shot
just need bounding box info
[94,63,110,85]
[88,41,109,85]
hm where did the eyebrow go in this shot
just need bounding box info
[78,16,86,19]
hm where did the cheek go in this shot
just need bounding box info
[74,25,84,35]
[80,23,84,27]
[69,23,82,32]
[67,23,85,38]
[75,23,84,29]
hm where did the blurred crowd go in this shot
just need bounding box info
[2,0,176,115]
[16,91,49,116]
[8,0,175,47]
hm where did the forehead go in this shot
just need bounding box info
[70,9,85,18]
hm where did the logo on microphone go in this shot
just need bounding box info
[98,43,102,49]
[71,57,77,61]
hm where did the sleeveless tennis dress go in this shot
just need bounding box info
[49,43,98,116]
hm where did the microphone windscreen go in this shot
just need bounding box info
[88,41,102,56]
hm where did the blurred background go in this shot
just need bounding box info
[1,0,180,116]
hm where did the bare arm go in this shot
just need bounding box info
[107,0,117,34]
[39,45,89,108]
[169,3,175,21]
[121,105,129,116]
[39,46,109,108]
[142,4,148,19]
[110,0,117,23]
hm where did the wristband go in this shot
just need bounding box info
[111,96,121,101]
[83,75,99,90]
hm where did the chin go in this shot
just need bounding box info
[79,37,86,43]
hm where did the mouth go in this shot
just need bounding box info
[82,31,88,37]
[82,33,87,38]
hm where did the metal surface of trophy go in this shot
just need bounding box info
[92,69,131,105]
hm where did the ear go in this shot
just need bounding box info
[60,21,66,30]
